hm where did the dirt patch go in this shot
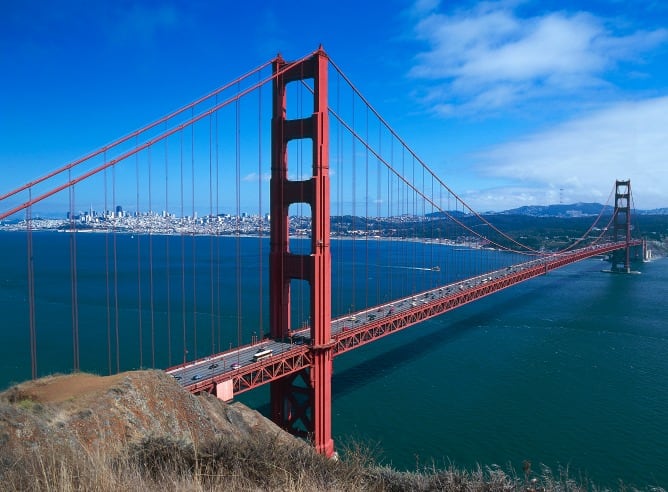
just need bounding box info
[14,372,125,404]
[1,370,301,457]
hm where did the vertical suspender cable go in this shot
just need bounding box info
[465,199,471,277]
[104,163,112,374]
[430,174,435,287]
[350,93,356,312]
[165,127,172,365]
[376,119,381,305]
[26,191,37,379]
[148,146,155,368]
[236,83,242,348]
[135,142,143,368]
[386,140,393,301]
[446,190,451,273]
[180,130,187,364]
[480,204,485,274]
[68,171,80,371]
[422,164,426,289]
[401,146,407,296]
[209,114,215,355]
[410,153,414,293]
[257,74,264,339]
[191,108,198,360]
[364,105,369,310]
[113,165,120,372]
[215,96,221,352]
[335,74,342,317]
[437,176,442,284]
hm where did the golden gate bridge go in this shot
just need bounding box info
[0,48,645,457]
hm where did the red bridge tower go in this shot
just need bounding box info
[612,179,632,273]
[269,48,334,456]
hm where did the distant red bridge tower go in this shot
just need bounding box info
[612,180,632,273]
[269,48,334,457]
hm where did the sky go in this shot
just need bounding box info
[2,0,668,212]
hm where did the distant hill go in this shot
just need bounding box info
[425,210,469,219]
[487,203,667,217]
[495,202,613,217]
[642,207,668,215]
[426,203,668,219]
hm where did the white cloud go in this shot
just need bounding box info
[242,172,271,182]
[472,97,668,210]
[409,2,668,114]
[411,0,441,16]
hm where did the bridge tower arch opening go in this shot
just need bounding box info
[269,48,334,457]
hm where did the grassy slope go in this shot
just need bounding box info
[0,370,661,490]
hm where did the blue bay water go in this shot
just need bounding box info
[1,231,666,487]
[328,258,668,487]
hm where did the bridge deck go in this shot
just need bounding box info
[166,241,641,396]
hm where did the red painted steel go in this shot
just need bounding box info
[181,346,311,395]
[331,241,641,355]
[269,47,334,457]
[178,241,642,393]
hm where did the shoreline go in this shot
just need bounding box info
[0,227,491,250]
[2,225,663,259]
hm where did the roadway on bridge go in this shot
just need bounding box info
[166,245,618,388]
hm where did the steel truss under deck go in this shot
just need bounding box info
[182,240,642,395]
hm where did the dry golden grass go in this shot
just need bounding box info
[3,431,663,492]
[0,372,663,491]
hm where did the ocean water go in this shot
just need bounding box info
[325,257,668,488]
[0,232,666,487]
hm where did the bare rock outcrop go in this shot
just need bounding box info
[0,370,295,458]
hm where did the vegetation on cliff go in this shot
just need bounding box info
[0,371,661,491]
